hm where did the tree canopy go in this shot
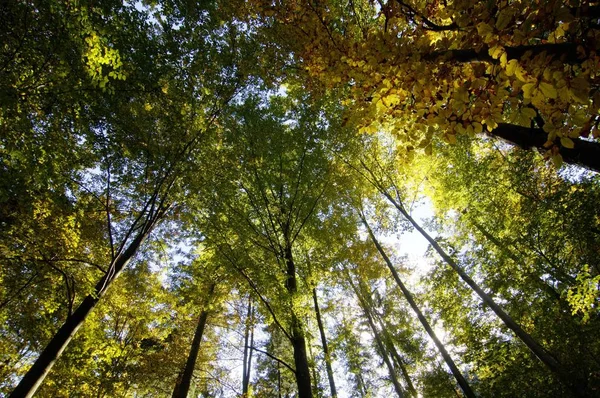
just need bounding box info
[1,0,600,397]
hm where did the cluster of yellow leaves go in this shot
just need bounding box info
[246,0,600,158]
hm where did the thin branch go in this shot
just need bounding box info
[251,346,296,374]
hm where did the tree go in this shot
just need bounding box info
[244,0,600,170]
[4,1,253,394]
[413,136,600,395]
[359,212,476,398]
[312,287,337,398]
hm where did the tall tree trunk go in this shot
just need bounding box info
[172,283,216,398]
[10,219,157,398]
[373,192,589,396]
[284,244,313,398]
[242,297,254,396]
[312,288,337,398]
[348,278,405,398]
[359,214,477,398]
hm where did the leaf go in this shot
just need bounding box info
[560,136,575,149]
[515,66,530,82]
[505,59,519,76]
[551,153,564,168]
[522,83,536,99]
[477,23,493,37]
[539,82,557,99]
[496,9,513,30]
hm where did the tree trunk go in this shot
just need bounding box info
[349,278,405,398]
[427,43,584,65]
[360,214,477,398]
[242,297,254,396]
[172,283,216,398]
[10,223,154,398]
[284,244,313,398]
[312,288,337,398]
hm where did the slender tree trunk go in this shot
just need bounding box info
[10,222,155,398]
[348,278,405,398]
[284,244,313,398]
[172,283,216,398]
[242,297,254,396]
[360,214,477,398]
[312,288,337,398]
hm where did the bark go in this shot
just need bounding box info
[360,214,477,398]
[284,245,313,398]
[172,283,216,398]
[10,220,156,398]
[375,192,591,397]
[349,279,405,398]
[312,288,337,398]
[491,123,600,173]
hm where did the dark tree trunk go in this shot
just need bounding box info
[312,288,337,398]
[242,297,254,396]
[428,43,584,65]
[284,245,313,398]
[491,123,600,173]
[172,283,216,398]
[360,214,477,398]
[10,223,155,398]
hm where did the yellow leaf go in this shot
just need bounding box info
[477,23,493,37]
[560,136,575,148]
[505,59,518,76]
[551,153,563,168]
[539,82,557,99]
[496,9,513,30]
[521,107,537,119]
[522,83,536,99]
[515,66,530,82]
[489,45,504,60]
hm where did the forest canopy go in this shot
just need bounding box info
[1,0,600,397]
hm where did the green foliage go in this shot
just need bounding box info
[3,1,600,397]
